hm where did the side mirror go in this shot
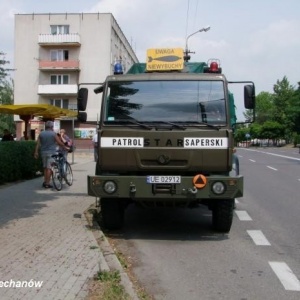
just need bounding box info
[77,112,87,123]
[94,85,104,94]
[244,85,255,109]
[77,88,88,111]
[77,88,88,122]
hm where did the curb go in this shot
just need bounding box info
[84,205,140,300]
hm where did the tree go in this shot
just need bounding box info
[287,82,300,133]
[0,52,11,87]
[260,121,284,145]
[0,79,15,134]
[254,91,274,124]
[272,76,294,141]
[249,123,262,140]
[234,125,249,144]
[0,52,14,135]
[237,76,300,146]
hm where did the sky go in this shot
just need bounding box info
[1,0,300,117]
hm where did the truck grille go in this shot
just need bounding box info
[141,159,187,167]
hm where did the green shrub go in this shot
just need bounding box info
[0,141,43,185]
[293,134,300,147]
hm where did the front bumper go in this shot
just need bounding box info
[87,174,243,200]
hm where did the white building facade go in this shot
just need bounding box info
[14,13,138,144]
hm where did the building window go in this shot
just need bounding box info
[50,99,69,109]
[50,50,69,61]
[50,75,69,84]
[50,25,69,35]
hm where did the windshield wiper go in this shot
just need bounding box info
[104,120,152,130]
[180,121,220,130]
[142,121,186,130]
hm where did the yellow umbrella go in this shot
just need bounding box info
[0,104,50,116]
[0,104,77,138]
[0,104,77,118]
[33,106,77,119]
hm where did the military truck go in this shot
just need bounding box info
[78,48,255,233]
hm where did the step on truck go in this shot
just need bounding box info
[78,47,255,233]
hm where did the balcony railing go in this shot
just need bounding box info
[39,60,80,70]
[38,84,78,95]
[68,104,77,110]
[38,33,81,46]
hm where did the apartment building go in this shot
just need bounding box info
[14,13,138,146]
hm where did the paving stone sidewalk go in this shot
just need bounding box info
[0,152,107,300]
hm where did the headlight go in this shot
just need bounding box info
[212,181,226,195]
[103,181,117,194]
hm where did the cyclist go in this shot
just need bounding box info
[57,129,72,161]
[34,121,69,188]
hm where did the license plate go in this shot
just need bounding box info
[146,176,181,184]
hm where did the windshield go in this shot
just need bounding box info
[104,80,227,124]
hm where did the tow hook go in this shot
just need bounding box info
[129,183,136,194]
[188,187,198,194]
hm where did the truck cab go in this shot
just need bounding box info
[81,48,255,233]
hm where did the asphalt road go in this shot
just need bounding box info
[106,146,300,300]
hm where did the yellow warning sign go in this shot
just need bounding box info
[193,174,207,189]
[146,48,184,71]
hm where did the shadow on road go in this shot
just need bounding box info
[102,204,229,242]
[0,172,89,228]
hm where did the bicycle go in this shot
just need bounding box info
[51,151,73,191]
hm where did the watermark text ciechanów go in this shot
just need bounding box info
[0,279,43,288]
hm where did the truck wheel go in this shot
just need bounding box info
[212,199,234,233]
[100,198,124,230]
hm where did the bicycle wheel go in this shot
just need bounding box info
[52,165,63,191]
[64,162,73,186]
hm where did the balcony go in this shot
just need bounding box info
[38,84,78,95]
[39,60,80,71]
[38,33,81,46]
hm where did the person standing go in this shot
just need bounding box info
[20,131,28,141]
[58,129,72,160]
[34,121,69,188]
[92,132,98,162]
[1,129,14,141]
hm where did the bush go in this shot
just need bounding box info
[293,134,300,147]
[0,141,43,185]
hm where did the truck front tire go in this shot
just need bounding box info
[212,199,234,233]
[100,198,124,230]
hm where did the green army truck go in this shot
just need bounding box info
[79,48,255,233]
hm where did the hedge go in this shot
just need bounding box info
[0,141,43,185]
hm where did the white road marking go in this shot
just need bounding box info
[235,210,252,221]
[249,159,256,162]
[267,166,278,171]
[240,148,300,162]
[247,230,271,246]
[269,262,300,291]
